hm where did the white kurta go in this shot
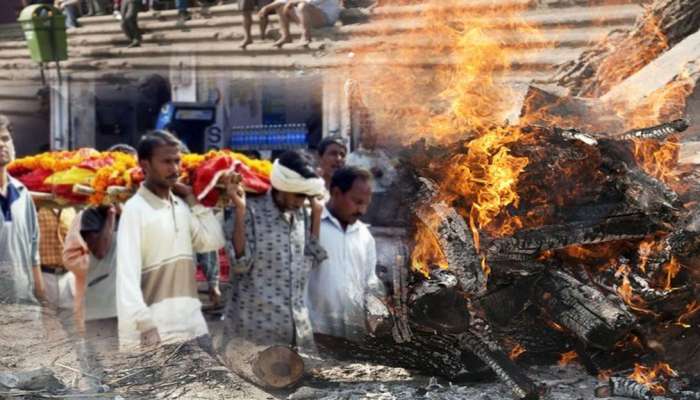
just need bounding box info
[116,186,225,351]
[306,207,385,340]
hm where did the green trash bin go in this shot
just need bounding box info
[18,4,68,63]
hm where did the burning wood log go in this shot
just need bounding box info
[456,330,541,400]
[483,214,663,263]
[414,201,485,294]
[613,119,689,141]
[222,341,304,389]
[534,270,635,350]
[595,377,654,400]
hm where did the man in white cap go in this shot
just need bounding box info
[222,150,327,352]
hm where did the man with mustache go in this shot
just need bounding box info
[0,114,46,305]
[115,130,225,351]
[306,166,385,340]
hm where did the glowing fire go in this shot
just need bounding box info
[546,320,565,333]
[411,222,448,278]
[615,263,657,316]
[368,0,539,275]
[558,351,578,367]
[676,301,700,328]
[637,239,662,273]
[509,344,526,361]
[628,363,678,395]
[661,256,680,291]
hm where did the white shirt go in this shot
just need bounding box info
[306,207,384,340]
[116,186,225,351]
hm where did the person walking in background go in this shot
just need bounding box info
[120,0,141,47]
[316,135,347,192]
[54,0,81,28]
[113,0,122,19]
[37,207,77,310]
[63,144,137,346]
[84,0,106,15]
[306,166,385,340]
[116,131,225,351]
[176,0,191,21]
[0,114,45,305]
[237,0,272,50]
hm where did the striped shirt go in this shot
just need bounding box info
[116,185,225,351]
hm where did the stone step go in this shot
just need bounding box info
[0,24,627,63]
[0,64,553,84]
[0,46,582,74]
[0,1,640,50]
[75,0,536,28]
[60,3,643,39]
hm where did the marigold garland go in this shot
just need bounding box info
[9,148,272,206]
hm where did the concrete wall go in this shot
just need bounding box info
[0,81,50,157]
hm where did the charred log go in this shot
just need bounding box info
[483,214,662,262]
[409,269,470,334]
[314,332,489,381]
[595,377,653,400]
[533,270,636,350]
[414,201,484,294]
[457,330,541,400]
[222,341,304,389]
[613,119,689,141]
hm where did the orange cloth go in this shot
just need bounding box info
[38,207,76,267]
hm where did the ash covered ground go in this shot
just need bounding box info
[1,303,664,400]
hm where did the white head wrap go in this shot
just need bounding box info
[270,159,325,197]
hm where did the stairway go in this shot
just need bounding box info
[0,0,643,83]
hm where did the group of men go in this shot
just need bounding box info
[1,114,385,357]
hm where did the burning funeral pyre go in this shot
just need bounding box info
[313,0,700,399]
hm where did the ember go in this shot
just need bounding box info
[628,362,678,395]
[558,351,578,367]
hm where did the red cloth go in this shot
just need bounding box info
[192,156,271,207]
[193,156,235,207]
[78,156,114,171]
[16,168,53,192]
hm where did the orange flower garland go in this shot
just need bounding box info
[87,152,138,205]
[10,149,272,206]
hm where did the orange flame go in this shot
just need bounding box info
[662,256,680,291]
[637,239,663,273]
[558,351,578,367]
[628,363,678,395]
[359,0,541,274]
[546,320,566,333]
[509,344,526,361]
[410,220,448,278]
[676,301,700,329]
[615,263,658,316]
